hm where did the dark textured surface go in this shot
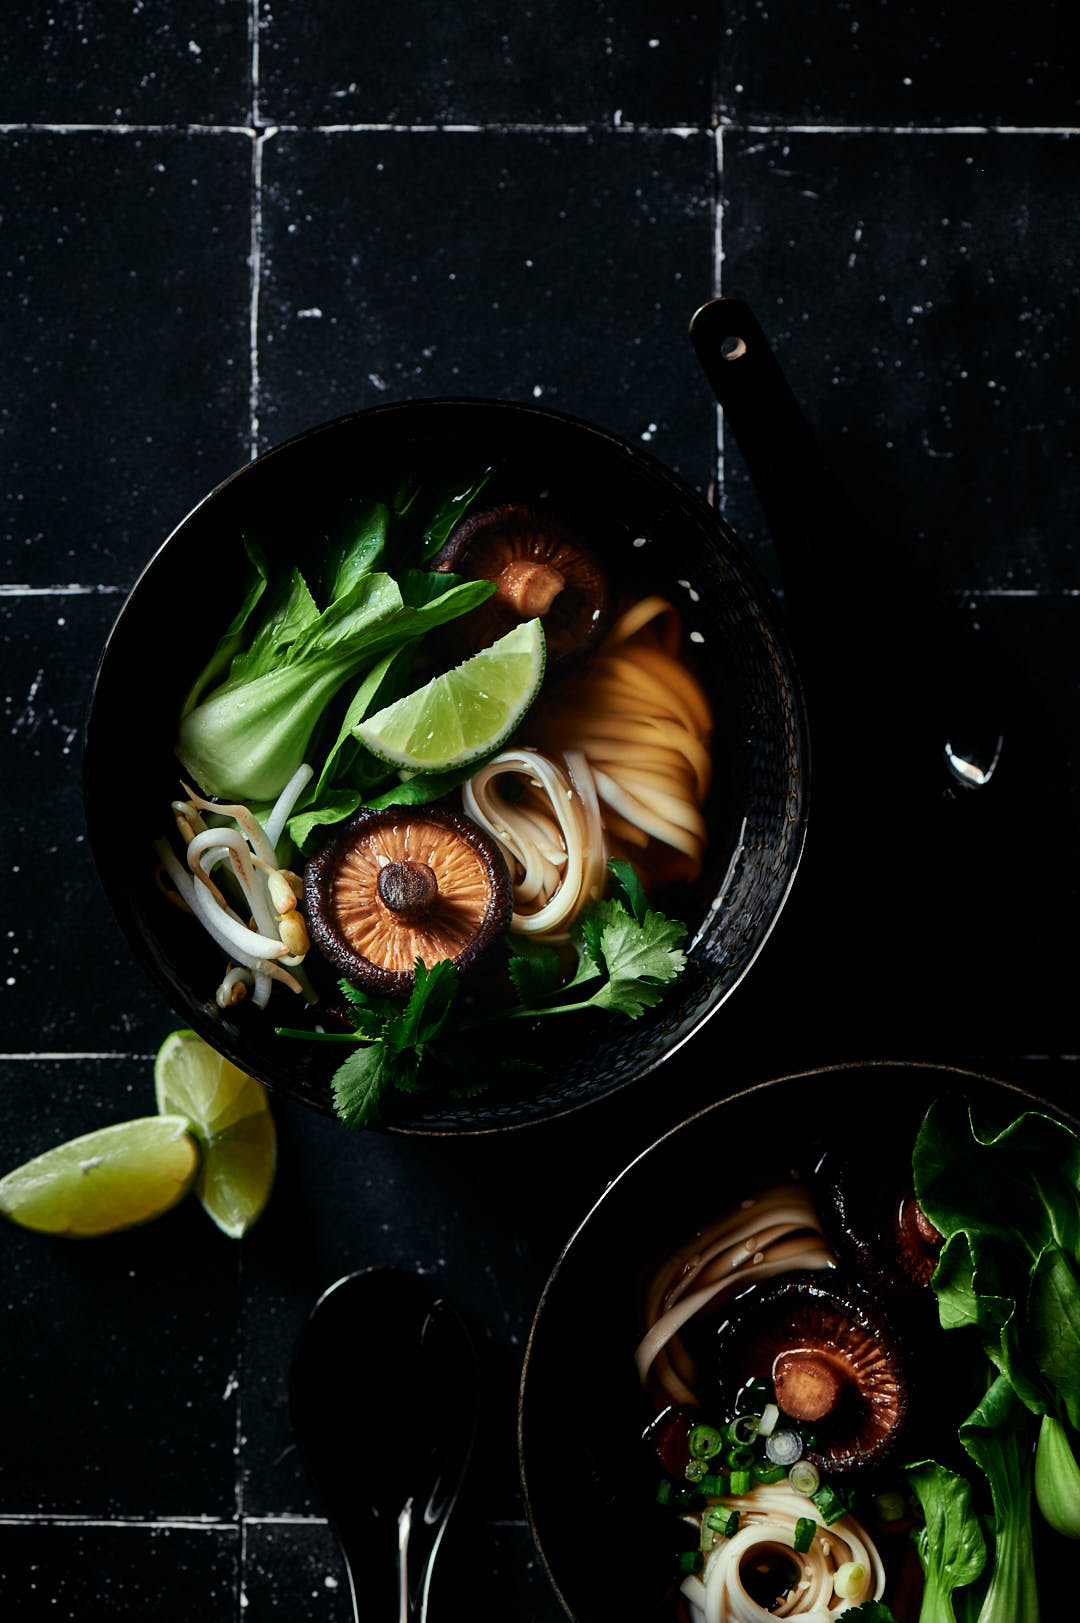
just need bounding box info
[2,1,1079,1619]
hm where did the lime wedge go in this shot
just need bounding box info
[353,617,546,772]
[0,1117,199,1237]
[154,1029,277,1238]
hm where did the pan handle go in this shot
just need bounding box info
[689,295,853,563]
[690,295,1007,792]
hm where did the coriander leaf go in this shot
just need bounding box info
[587,906,688,1018]
[331,1042,413,1129]
[507,938,564,1005]
[576,897,620,979]
[388,959,460,1052]
[607,857,649,924]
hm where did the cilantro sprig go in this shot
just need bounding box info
[278,860,690,1130]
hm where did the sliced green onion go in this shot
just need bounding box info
[725,1443,756,1470]
[685,1459,707,1483]
[799,1429,819,1450]
[700,1472,729,1497]
[700,1520,717,1553]
[811,1482,848,1525]
[765,1429,804,1466]
[752,1459,787,1486]
[793,1516,817,1554]
[758,1402,780,1437]
[727,1413,761,1446]
[706,1507,740,1538]
[788,1460,821,1497]
[677,1550,704,1576]
[674,1488,705,1510]
[655,1478,673,1506]
[688,1423,724,1461]
[729,1469,752,1496]
[874,1489,907,1523]
[833,1561,867,1599]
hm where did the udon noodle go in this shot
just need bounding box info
[636,1184,835,1409]
[462,746,607,939]
[679,1482,885,1622]
[529,596,712,873]
[463,596,713,940]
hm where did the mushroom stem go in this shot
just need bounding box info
[376,860,439,921]
[773,1350,845,1422]
[496,559,566,617]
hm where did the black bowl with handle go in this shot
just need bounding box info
[83,390,808,1132]
[518,1062,1080,1619]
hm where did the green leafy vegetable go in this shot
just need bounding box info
[959,1377,1040,1623]
[842,1605,901,1622]
[606,856,650,924]
[180,539,269,718]
[914,1096,1080,1541]
[175,541,494,804]
[331,961,460,1129]
[505,936,564,1006]
[1034,1414,1080,1538]
[280,865,690,1131]
[905,1459,986,1623]
[390,467,493,562]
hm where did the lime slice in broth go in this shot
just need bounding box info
[0,1117,199,1237]
[154,1029,277,1239]
[353,617,546,773]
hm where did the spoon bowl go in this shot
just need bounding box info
[289,1267,477,1621]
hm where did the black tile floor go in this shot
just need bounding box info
[2,2,1079,1618]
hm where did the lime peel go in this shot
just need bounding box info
[0,1116,199,1238]
[154,1029,277,1238]
[352,617,546,773]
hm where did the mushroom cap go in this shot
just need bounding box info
[303,805,513,997]
[429,503,610,666]
[711,1277,909,1477]
[816,1149,944,1296]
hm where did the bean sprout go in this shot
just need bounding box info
[154,772,315,1010]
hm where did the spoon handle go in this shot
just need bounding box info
[397,1499,413,1623]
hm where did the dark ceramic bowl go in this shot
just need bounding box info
[519,1062,1080,1619]
[83,398,807,1133]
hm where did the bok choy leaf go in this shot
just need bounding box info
[174,558,494,804]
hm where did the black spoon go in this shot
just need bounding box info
[289,1268,478,1622]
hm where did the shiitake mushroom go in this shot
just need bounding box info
[815,1146,945,1298]
[710,1277,910,1478]
[303,805,512,997]
[428,503,610,668]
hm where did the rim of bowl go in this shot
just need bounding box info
[83,395,811,1134]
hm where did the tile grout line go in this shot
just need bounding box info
[236,10,260,1617]
[1,120,1078,137]
[0,1512,330,1528]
